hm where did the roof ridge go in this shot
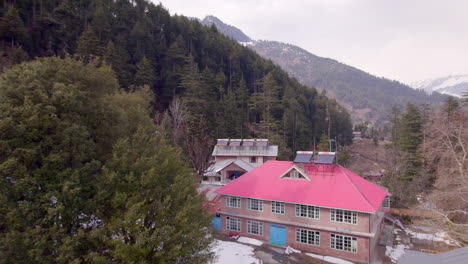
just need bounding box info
[338,166,376,211]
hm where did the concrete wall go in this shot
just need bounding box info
[214,156,270,168]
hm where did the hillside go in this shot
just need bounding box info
[201,15,252,42]
[412,74,468,98]
[0,0,352,157]
[201,16,447,122]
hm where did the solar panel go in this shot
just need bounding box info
[242,139,255,146]
[294,151,314,163]
[229,139,241,146]
[256,139,268,147]
[315,152,336,164]
[217,139,229,146]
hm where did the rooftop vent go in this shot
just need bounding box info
[256,139,268,147]
[229,139,242,146]
[242,139,255,146]
[293,151,314,163]
[217,139,229,146]
[315,152,336,164]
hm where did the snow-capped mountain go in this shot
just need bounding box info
[412,75,468,98]
[201,15,252,42]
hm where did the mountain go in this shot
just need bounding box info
[412,75,468,98]
[202,16,447,122]
[201,15,252,42]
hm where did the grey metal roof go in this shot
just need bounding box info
[399,247,468,264]
[204,159,254,176]
[212,145,278,157]
[294,151,314,163]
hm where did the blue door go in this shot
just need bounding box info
[211,216,221,231]
[269,224,287,246]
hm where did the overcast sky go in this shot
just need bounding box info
[156,0,468,85]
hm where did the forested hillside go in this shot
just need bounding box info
[249,41,447,122]
[0,0,352,157]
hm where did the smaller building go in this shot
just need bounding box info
[202,139,278,185]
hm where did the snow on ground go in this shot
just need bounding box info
[284,246,301,255]
[306,252,354,264]
[212,239,260,264]
[405,228,458,246]
[237,236,264,246]
[385,229,410,263]
[385,244,409,263]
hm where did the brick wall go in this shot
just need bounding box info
[220,196,371,233]
[219,214,370,263]
[218,195,381,263]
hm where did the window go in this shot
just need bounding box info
[296,228,320,246]
[226,196,241,208]
[271,201,285,214]
[250,156,257,163]
[382,196,390,208]
[290,170,299,178]
[214,176,221,182]
[203,176,208,181]
[247,220,263,235]
[330,234,357,253]
[295,204,320,219]
[330,209,357,224]
[247,198,263,211]
[226,217,241,231]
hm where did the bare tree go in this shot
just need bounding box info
[423,108,468,244]
[168,97,189,145]
[184,117,214,182]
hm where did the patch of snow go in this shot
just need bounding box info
[237,236,263,246]
[284,246,301,255]
[211,239,260,264]
[306,252,354,264]
[385,244,409,263]
[306,253,325,260]
[432,75,468,91]
[405,229,458,245]
[325,256,354,264]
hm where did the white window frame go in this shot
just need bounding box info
[226,196,241,208]
[247,198,263,211]
[330,234,358,253]
[382,196,390,208]
[226,216,241,231]
[271,201,285,214]
[247,220,263,236]
[330,209,357,224]
[295,204,320,219]
[296,228,320,246]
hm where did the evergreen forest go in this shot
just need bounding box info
[0,0,353,159]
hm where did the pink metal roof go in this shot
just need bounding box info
[215,160,388,213]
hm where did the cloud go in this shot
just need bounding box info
[156,0,468,83]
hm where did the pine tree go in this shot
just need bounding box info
[398,103,423,181]
[77,26,102,57]
[0,57,120,263]
[91,126,214,263]
[317,134,330,151]
[0,5,28,46]
[134,56,157,87]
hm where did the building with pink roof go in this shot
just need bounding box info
[213,152,389,263]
